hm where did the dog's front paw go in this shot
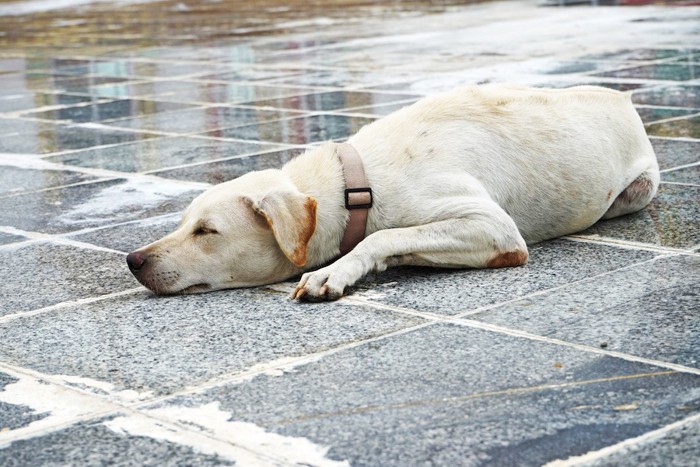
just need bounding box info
[291,266,345,302]
[292,255,366,302]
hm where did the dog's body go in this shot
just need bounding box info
[127,84,659,300]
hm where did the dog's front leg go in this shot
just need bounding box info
[292,199,528,301]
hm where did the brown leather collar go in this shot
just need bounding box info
[337,143,372,255]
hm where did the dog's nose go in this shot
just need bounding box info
[126,252,146,270]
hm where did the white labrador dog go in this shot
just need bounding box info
[127,84,658,301]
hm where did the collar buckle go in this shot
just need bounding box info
[344,187,373,210]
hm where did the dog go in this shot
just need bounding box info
[126,84,659,301]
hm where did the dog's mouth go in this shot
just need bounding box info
[179,283,212,294]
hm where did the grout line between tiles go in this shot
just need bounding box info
[562,235,694,255]
[0,287,143,324]
[450,317,700,376]
[644,110,700,126]
[660,160,700,173]
[543,411,700,467]
[660,180,700,188]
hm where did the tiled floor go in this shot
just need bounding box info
[1,1,699,465]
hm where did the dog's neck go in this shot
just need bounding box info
[282,143,357,269]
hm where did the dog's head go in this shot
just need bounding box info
[126,169,317,294]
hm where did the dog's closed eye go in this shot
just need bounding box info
[193,225,218,236]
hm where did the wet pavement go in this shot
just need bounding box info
[1,0,700,465]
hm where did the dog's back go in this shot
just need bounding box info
[351,84,658,243]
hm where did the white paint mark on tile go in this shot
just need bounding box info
[57,178,197,226]
[105,402,349,466]
[0,373,116,447]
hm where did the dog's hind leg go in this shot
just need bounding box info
[602,167,660,220]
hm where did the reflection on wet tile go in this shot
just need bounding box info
[204,114,374,144]
[0,242,138,316]
[25,74,132,94]
[651,138,700,170]
[0,289,422,394]
[536,81,648,92]
[111,105,300,134]
[53,59,230,79]
[662,164,700,185]
[152,148,304,184]
[583,48,690,62]
[0,178,202,234]
[267,69,417,88]
[0,165,98,195]
[46,136,275,172]
[544,61,614,75]
[242,90,418,112]
[0,92,97,113]
[593,64,700,81]
[635,106,699,124]
[633,84,700,108]
[0,121,159,155]
[22,99,196,123]
[473,255,700,367]
[200,67,303,82]
[646,114,700,139]
[155,323,700,466]
[349,240,656,315]
[92,80,312,105]
[581,184,700,249]
[344,99,420,116]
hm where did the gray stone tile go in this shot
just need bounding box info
[92,80,312,105]
[240,91,419,112]
[68,214,179,254]
[203,114,374,144]
[110,105,300,134]
[646,113,700,139]
[593,64,700,82]
[46,136,275,173]
[0,231,27,245]
[662,164,700,185]
[339,99,419,116]
[152,148,303,184]
[583,48,692,62]
[21,99,196,123]
[635,106,699,124]
[0,241,138,316]
[0,288,423,395]
[472,255,700,368]
[0,416,234,466]
[153,323,700,466]
[0,178,202,234]
[0,121,159,155]
[0,166,98,196]
[581,184,700,249]
[651,138,700,170]
[0,372,48,431]
[632,84,700,108]
[0,92,96,113]
[349,239,656,315]
[587,415,700,467]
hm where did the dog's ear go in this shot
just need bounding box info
[245,191,317,267]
